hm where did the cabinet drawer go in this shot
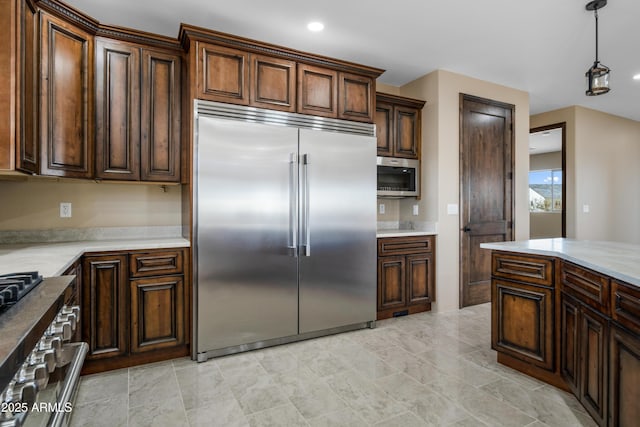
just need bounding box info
[492,252,554,287]
[611,280,640,335]
[561,261,609,314]
[130,249,184,278]
[378,235,433,256]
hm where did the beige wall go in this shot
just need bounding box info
[0,178,182,230]
[530,151,561,171]
[396,69,530,312]
[531,106,640,243]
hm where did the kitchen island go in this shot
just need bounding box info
[481,238,640,427]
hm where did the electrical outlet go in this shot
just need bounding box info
[60,202,72,218]
[379,203,385,215]
[412,204,419,216]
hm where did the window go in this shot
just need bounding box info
[529,169,562,212]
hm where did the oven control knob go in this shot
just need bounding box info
[47,321,72,341]
[18,362,48,390]
[61,305,80,317]
[8,380,38,407]
[38,335,62,352]
[55,312,77,331]
[29,348,57,373]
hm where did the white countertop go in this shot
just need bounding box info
[376,229,437,238]
[480,238,640,287]
[0,238,190,277]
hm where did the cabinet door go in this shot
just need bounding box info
[297,64,337,118]
[580,306,608,425]
[140,48,181,182]
[375,101,393,157]
[83,254,128,359]
[95,38,140,180]
[561,294,580,395]
[610,325,640,427]
[338,72,373,122]
[491,279,554,370]
[16,0,39,174]
[197,42,248,105]
[63,261,82,342]
[406,253,435,305]
[377,255,406,311]
[39,12,93,178]
[393,106,419,159]
[130,276,185,353]
[250,54,296,112]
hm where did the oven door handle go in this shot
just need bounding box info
[48,342,88,427]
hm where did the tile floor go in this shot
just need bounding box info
[69,303,597,426]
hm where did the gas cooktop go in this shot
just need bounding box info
[0,272,43,313]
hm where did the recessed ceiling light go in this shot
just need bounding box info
[307,22,324,32]
[633,73,640,80]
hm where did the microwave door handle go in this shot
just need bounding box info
[301,154,310,257]
[288,153,298,257]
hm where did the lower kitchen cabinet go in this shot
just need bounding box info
[609,324,640,427]
[377,235,435,320]
[82,248,189,373]
[130,276,185,353]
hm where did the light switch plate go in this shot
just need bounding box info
[412,205,419,216]
[447,204,459,215]
[379,203,385,215]
[583,204,590,213]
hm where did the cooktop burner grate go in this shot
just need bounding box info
[0,271,43,313]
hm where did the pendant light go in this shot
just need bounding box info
[585,0,610,96]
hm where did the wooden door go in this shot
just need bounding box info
[406,253,435,305]
[39,12,93,178]
[297,64,337,118]
[95,38,140,180]
[250,54,296,112]
[130,276,185,353]
[377,256,406,311]
[393,106,419,159]
[580,306,608,425]
[140,48,181,182]
[83,254,128,359]
[561,294,581,395]
[338,72,373,123]
[460,94,514,307]
[610,325,640,427]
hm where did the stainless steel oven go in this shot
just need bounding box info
[377,156,420,197]
[0,274,87,427]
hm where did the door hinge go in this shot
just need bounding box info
[507,172,513,180]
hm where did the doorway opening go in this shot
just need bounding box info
[529,123,566,238]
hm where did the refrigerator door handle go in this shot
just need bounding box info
[301,153,311,256]
[288,152,298,257]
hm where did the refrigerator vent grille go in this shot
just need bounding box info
[195,100,375,137]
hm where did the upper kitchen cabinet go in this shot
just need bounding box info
[39,11,94,178]
[375,93,425,159]
[180,24,383,122]
[95,36,181,182]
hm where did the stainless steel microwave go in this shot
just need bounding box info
[377,156,420,197]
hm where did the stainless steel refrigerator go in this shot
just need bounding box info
[193,101,377,361]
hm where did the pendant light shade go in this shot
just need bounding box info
[585,0,610,96]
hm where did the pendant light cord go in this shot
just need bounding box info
[594,9,599,64]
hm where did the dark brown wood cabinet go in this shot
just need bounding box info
[375,93,425,159]
[609,324,640,427]
[250,54,296,112]
[39,11,94,178]
[197,42,249,105]
[82,248,189,374]
[338,72,374,123]
[490,249,640,427]
[95,38,181,182]
[297,64,337,118]
[377,235,435,320]
[82,254,128,360]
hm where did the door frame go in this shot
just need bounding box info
[458,93,515,308]
[529,122,567,237]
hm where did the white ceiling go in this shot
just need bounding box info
[529,128,563,155]
[64,0,640,121]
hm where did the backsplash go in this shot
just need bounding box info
[0,225,183,244]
